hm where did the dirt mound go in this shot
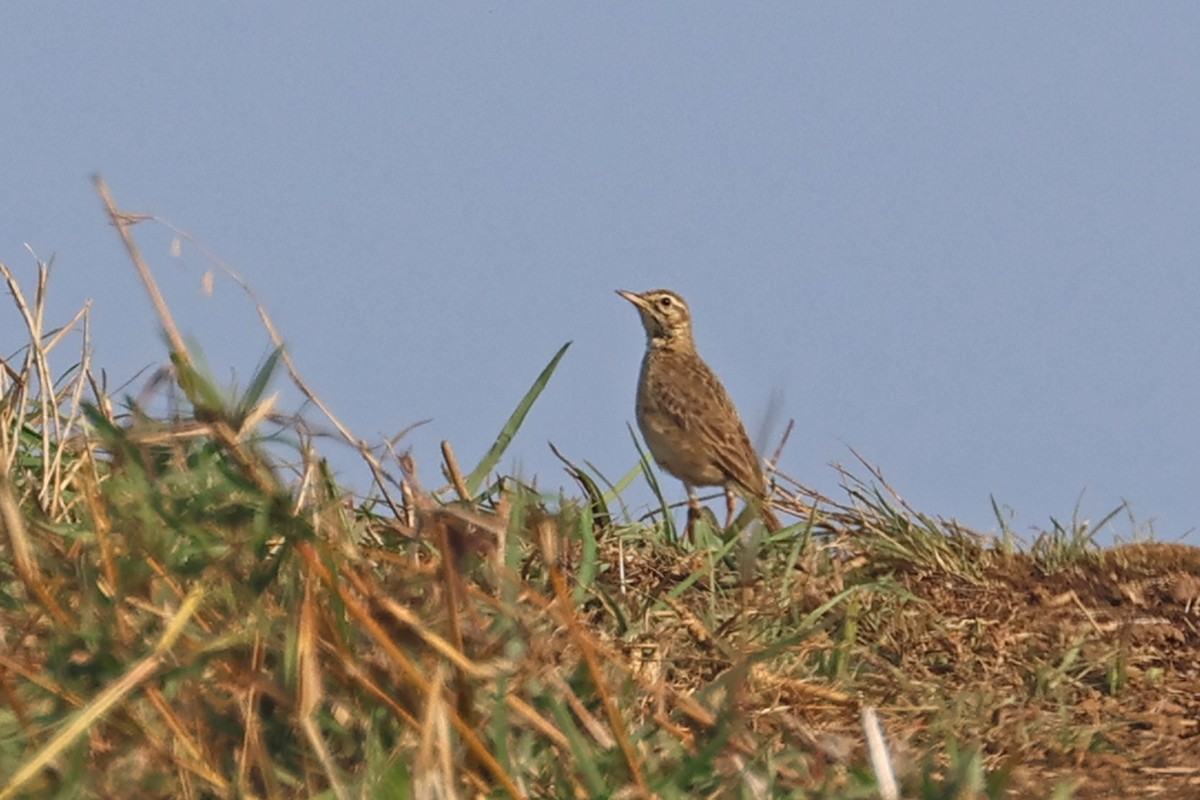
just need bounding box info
[880,542,1200,796]
[595,531,1200,797]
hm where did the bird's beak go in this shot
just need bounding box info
[616,289,648,311]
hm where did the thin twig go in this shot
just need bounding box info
[441,440,472,502]
[93,177,190,365]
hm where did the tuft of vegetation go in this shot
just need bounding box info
[1,181,1198,799]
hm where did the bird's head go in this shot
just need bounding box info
[617,288,694,348]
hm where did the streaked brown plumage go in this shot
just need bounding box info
[617,288,781,535]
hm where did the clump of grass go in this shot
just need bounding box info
[1028,497,1122,575]
[2,181,1199,798]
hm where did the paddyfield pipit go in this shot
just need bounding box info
[617,288,782,536]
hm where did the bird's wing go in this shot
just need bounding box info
[650,353,766,495]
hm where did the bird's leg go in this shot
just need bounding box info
[686,485,702,544]
[724,487,737,529]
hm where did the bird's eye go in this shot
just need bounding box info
[658,297,672,308]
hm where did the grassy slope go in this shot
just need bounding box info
[2,201,1199,799]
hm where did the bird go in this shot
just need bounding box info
[617,288,782,538]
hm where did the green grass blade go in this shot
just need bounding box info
[572,504,598,605]
[600,463,639,502]
[549,441,611,530]
[236,346,282,416]
[583,460,641,525]
[169,345,226,418]
[628,423,676,542]
[465,341,571,495]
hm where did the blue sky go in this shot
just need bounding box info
[3,5,1199,542]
